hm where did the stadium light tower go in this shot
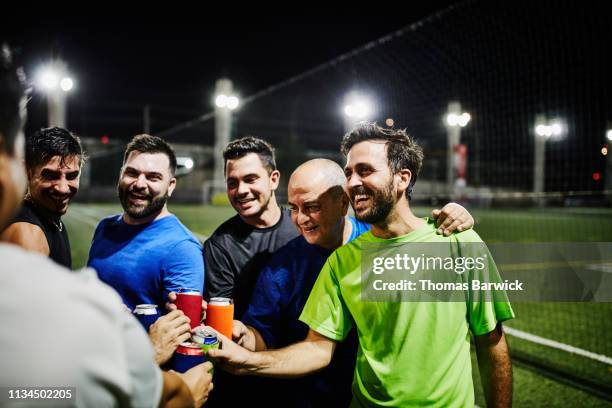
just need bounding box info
[606,128,612,193]
[342,90,374,132]
[212,78,240,196]
[35,57,74,128]
[533,114,566,202]
[444,101,471,196]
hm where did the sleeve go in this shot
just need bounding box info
[204,239,235,300]
[459,233,515,336]
[119,309,164,407]
[299,255,353,341]
[241,259,284,348]
[86,221,104,267]
[162,239,205,297]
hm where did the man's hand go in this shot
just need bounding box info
[431,202,474,236]
[149,310,191,365]
[176,362,214,407]
[204,327,257,375]
[232,320,254,350]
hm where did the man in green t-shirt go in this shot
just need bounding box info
[208,123,514,407]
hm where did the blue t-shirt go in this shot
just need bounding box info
[88,214,204,315]
[241,216,370,407]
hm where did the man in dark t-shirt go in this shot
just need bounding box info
[0,127,83,268]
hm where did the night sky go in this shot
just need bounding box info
[2,9,453,139]
[2,3,611,193]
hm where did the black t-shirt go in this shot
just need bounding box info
[10,200,72,269]
[204,207,299,318]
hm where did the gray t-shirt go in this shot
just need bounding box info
[0,244,162,407]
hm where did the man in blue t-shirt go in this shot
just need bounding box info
[234,159,368,407]
[88,134,204,365]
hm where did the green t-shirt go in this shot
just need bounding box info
[299,218,514,408]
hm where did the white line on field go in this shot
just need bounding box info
[504,326,612,366]
[66,207,100,227]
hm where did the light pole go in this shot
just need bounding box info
[212,78,239,197]
[444,101,471,197]
[35,57,74,128]
[605,129,612,193]
[533,115,566,204]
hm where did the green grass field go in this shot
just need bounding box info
[64,204,612,407]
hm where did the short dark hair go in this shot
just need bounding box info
[0,43,29,156]
[123,134,177,176]
[340,122,424,198]
[223,136,276,174]
[26,127,84,170]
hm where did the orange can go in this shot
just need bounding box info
[206,297,234,339]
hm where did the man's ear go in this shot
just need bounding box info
[269,170,281,191]
[396,169,413,196]
[167,177,177,197]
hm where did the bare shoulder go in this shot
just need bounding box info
[0,222,50,255]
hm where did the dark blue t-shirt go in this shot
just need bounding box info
[242,216,370,407]
[88,214,204,315]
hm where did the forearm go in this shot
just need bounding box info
[248,339,333,378]
[475,325,513,408]
[159,371,194,408]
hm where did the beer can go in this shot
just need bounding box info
[192,327,220,355]
[133,304,159,331]
[172,342,205,373]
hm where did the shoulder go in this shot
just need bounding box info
[163,215,202,247]
[207,214,244,243]
[1,222,49,254]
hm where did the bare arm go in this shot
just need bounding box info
[475,323,512,408]
[160,362,214,408]
[159,371,194,408]
[208,328,336,378]
[1,222,49,255]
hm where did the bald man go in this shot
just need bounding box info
[229,159,366,407]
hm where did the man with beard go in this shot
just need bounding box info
[208,123,514,408]
[0,43,212,408]
[88,134,203,365]
[1,127,82,268]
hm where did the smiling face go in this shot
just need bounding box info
[288,164,349,250]
[117,151,176,220]
[225,152,280,221]
[27,155,80,216]
[344,140,397,224]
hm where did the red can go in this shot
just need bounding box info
[175,289,203,329]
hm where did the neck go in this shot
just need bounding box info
[123,205,171,225]
[370,198,425,239]
[241,194,282,228]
